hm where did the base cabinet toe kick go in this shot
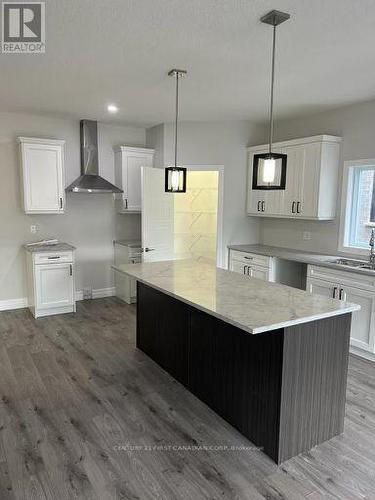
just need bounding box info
[136,282,352,464]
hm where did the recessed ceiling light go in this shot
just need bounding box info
[107,104,118,113]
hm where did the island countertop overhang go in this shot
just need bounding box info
[113,260,360,334]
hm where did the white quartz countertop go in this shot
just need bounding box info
[228,244,375,276]
[24,242,76,253]
[114,260,360,335]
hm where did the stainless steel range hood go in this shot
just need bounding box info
[66,120,123,193]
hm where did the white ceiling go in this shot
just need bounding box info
[2,0,375,127]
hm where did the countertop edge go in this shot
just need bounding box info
[112,265,360,335]
[24,243,76,253]
[228,244,375,277]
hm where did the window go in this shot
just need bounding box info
[341,160,375,251]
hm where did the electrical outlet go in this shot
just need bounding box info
[30,225,38,234]
[303,231,311,241]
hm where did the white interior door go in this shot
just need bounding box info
[141,167,175,262]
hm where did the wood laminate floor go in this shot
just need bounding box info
[0,298,374,500]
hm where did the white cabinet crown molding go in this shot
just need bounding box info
[247,135,342,152]
[113,145,155,155]
[18,136,66,147]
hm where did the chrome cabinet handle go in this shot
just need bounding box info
[243,265,247,274]
[124,198,128,209]
[261,201,265,212]
[48,256,60,260]
[339,288,344,300]
[257,201,261,212]
[144,247,155,253]
[244,256,253,260]
[59,197,63,209]
[292,201,296,213]
[333,286,338,298]
[69,264,73,276]
[248,267,253,277]
[296,201,301,214]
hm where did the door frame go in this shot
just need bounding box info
[142,165,224,267]
[182,165,224,268]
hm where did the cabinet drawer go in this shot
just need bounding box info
[230,250,271,268]
[307,265,375,292]
[34,251,73,264]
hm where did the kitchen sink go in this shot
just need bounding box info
[328,258,375,270]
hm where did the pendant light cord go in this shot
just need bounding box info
[174,72,179,168]
[268,23,276,155]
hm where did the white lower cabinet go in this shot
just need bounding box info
[306,277,337,298]
[26,249,76,318]
[35,264,74,310]
[251,266,271,281]
[229,250,275,282]
[307,266,375,353]
[113,241,141,304]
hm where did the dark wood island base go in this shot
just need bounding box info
[136,282,352,464]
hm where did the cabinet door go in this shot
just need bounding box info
[247,151,265,215]
[35,263,74,310]
[123,153,153,211]
[340,285,375,353]
[229,259,249,276]
[306,277,338,299]
[22,143,64,213]
[298,143,320,218]
[247,149,284,216]
[283,144,305,217]
[250,266,269,281]
[283,143,320,218]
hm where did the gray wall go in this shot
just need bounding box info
[0,112,145,301]
[260,99,375,255]
[147,120,266,265]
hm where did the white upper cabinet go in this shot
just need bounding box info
[247,135,341,220]
[114,146,155,213]
[19,137,66,214]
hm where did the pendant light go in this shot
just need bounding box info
[252,10,290,191]
[165,69,187,193]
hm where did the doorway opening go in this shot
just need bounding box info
[141,165,223,267]
[174,170,221,265]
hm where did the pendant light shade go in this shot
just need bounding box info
[165,69,187,193]
[252,10,290,190]
[165,166,187,192]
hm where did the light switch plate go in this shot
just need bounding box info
[30,225,38,234]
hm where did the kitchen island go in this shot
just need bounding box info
[116,260,360,463]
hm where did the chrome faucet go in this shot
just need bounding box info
[369,229,375,269]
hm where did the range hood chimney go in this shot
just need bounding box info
[66,120,123,193]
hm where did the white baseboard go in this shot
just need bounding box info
[350,346,375,363]
[0,287,116,312]
[75,287,116,301]
[0,297,28,311]
[92,287,116,299]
